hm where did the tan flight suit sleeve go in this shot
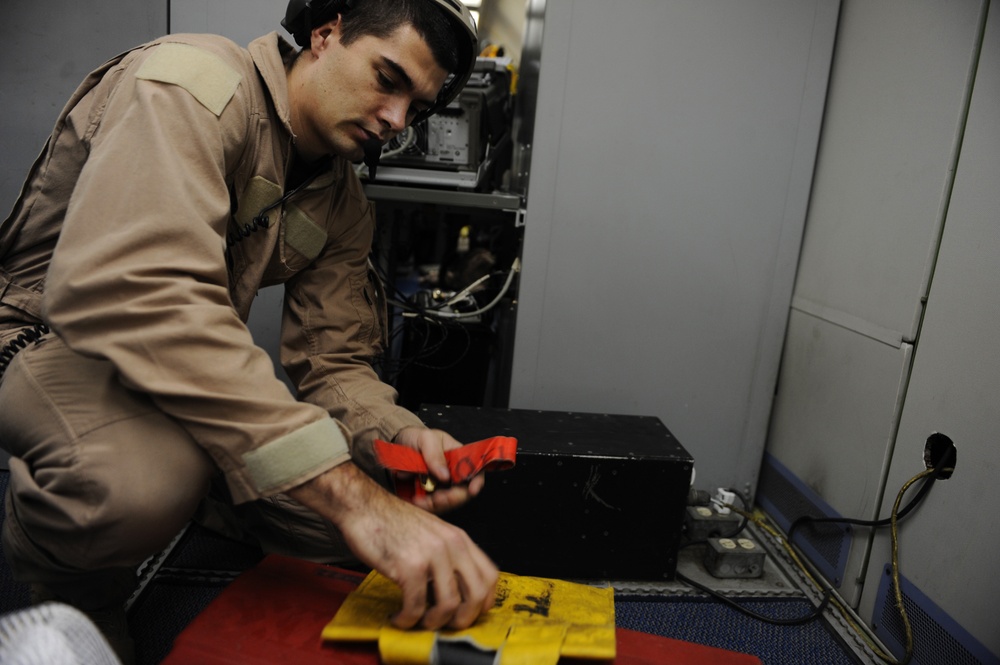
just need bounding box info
[279,182,425,479]
[43,42,350,504]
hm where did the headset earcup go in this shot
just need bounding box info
[281,0,311,46]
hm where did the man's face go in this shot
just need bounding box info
[290,19,449,162]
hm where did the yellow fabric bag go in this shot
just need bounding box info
[322,570,616,665]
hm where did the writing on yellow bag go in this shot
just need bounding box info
[322,569,616,665]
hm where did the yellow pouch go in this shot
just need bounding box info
[322,570,616,665]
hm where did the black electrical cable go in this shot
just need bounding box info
[787,444,956,539]
[372,258,500,379]
[368,237,515,389]
[413,321,471,372]
[674,487,835,627]
[378,315,471,386]
[378,317,434,384]
[674,570,835,626]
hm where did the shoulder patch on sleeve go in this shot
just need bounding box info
[135,42,242,116]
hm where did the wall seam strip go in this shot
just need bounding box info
[790,297,903,348]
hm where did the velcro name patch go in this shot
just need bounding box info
[285,206,328,261]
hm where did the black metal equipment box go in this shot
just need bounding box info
[419,405,694,581]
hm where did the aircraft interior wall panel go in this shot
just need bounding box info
[511,0,839,495]
[765,308,913,607]
[858,3,1000,656]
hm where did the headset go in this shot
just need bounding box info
[281,0,478,123]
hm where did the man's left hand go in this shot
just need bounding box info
[393,426,486,513]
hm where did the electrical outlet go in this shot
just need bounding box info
[703,536,765,579]
[684,505,743,542]
[923,432,956,479]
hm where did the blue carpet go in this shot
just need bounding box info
[616,595,857,664]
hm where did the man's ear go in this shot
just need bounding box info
[309,16,342,52]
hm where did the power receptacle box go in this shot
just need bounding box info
[704,536,765,579]
[684,505,742,541]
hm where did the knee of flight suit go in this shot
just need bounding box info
[82,462,213,566]
[6,438,213,572]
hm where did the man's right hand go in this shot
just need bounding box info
[287,461,498,630]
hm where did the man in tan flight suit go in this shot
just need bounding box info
[0,1,498,661]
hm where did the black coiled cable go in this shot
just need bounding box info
[226,215,271,251]
[223,156,332,269]
[0,322,50,377]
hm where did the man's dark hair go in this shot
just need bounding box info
[315,0,460,75]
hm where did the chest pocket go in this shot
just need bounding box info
[280,204,327,272]
[227,176,282,283]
